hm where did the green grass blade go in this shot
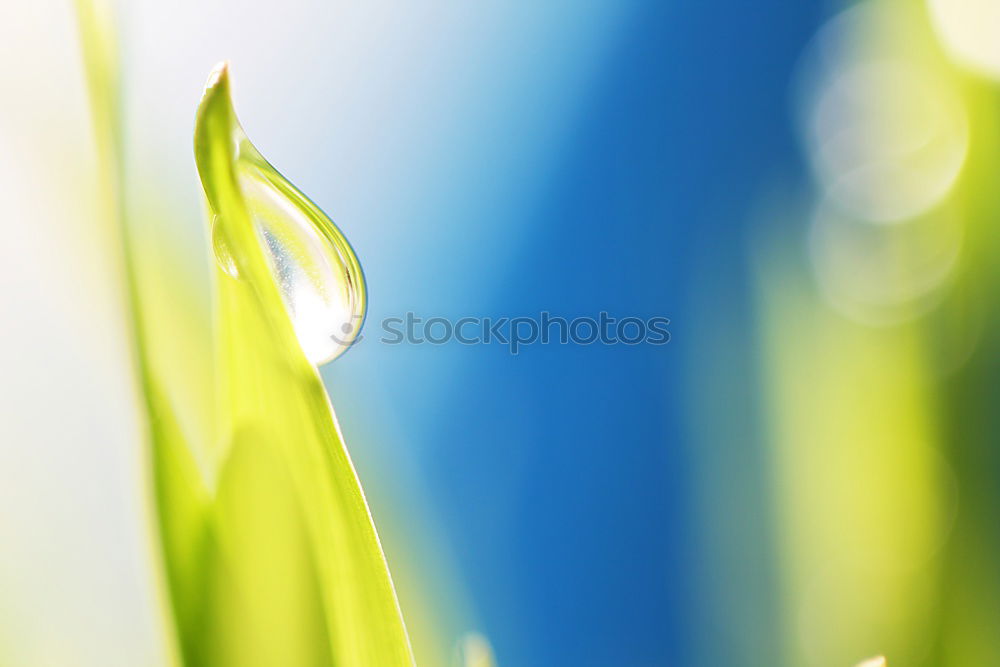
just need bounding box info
[77,2,416,657]
[192,62,415,667]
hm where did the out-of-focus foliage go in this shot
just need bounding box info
[755,0,1000,664]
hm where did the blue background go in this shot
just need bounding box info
[317,3,827,665]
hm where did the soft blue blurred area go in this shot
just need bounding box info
[314,2,826,665]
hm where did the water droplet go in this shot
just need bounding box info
[236,164,365,364]
[197,64,366,365]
